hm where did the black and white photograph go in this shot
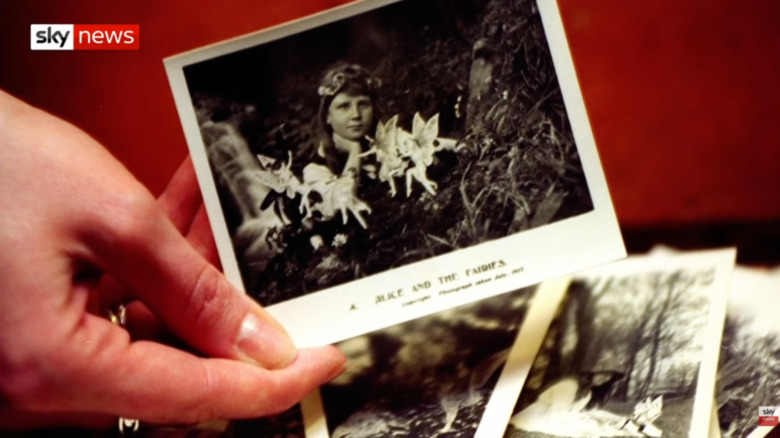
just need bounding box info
[305,277,568,438]
[165,0,624,347]
[713,266,780,438]
[502,250,734,438]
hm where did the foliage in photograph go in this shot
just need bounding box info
[186,0,593,305]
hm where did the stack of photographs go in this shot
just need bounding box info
[180,249,739,438]
[163,0,764,436]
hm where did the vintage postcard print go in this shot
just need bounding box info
[503,249,735,438]
[303,277,569,438]
[649,247,780,438]
[712,266,780,438]
[165,0,624,347]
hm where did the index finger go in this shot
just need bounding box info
[38,318,345,424]
[76,173,295,369]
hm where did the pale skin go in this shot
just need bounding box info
[0,90,346,429]
[326,92,374,176]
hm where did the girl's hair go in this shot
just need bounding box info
[317,63,382,98]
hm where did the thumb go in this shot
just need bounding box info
[81,186,297,369]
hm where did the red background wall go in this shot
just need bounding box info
[2,1,779,231]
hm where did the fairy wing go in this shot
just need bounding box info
[302,162,337,186]
[412,112,439,147]
[381,115,399,153]
[373,114,400,159]
[411,112,440,165]
[256,153,276,168]
[247,167,285,193]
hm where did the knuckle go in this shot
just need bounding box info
[92,187,159,247]
[183,266,231,332]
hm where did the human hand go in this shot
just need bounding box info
[0,90,346,429]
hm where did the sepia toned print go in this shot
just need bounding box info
[503,250,734,438]
[165,0,624,347]
[714,266,780,438]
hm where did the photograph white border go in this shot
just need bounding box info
[164,0,625,348]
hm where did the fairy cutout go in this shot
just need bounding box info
[365,112,460,197]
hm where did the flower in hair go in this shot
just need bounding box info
[318,64,381,97]
[318,72,346,97]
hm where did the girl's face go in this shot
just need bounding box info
[327,92,374,141]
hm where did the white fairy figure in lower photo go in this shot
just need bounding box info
[509,375,664,437]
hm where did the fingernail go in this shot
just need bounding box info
[236,312,297,369]
[325,357,349,383]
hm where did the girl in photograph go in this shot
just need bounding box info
[310,62,383,184]
[291,63,384,249]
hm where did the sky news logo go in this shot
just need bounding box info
[31,24,139,50]
[759,406,779,427]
